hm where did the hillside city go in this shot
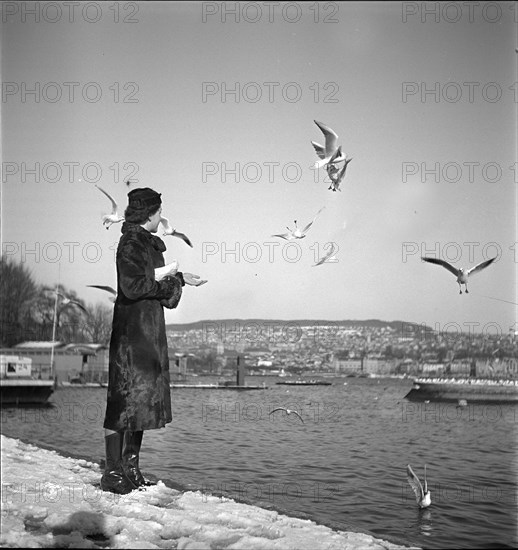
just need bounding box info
[165,320,518,380]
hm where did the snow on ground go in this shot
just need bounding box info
[1,435,420,549]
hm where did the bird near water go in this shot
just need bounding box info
[406,464,431,509]
[421,256,496,294]
[269,408,304,423]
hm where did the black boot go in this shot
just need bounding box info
[101,432,137,494]
[122,431,155,487]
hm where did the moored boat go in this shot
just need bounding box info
[0,355,55,405]
[404,377,518,404]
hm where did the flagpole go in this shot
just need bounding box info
[50,265,60,378]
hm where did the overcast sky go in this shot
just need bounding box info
[1,1,516,334]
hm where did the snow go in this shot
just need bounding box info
[0,435,419,549]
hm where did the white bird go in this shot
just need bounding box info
[269,407,304,423]
[326,146,353,192]
[313,243,338,266]
[87,285,117,303]
[311,120,347,170]
[421,256,496,294]
[407,464,431,509]
[43,288,88,314]
[272,207,325,240]
[160,216,193,248]
[95,185,125,229]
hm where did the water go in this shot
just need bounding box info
[1,376,516,549]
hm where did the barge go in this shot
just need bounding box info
[404,377,518,404]
[0,355,55,405]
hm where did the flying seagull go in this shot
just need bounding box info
[95,185,124,229]
[160,216,193,248]
[421,256,496,294]
[326,146,353,192]
[406,464,431,509]
[311,120,347,170]
[43,288,88,314]
[272,207,325,240]
[269,407,304,423]
[313,243,338,266]
[87,285,117,303]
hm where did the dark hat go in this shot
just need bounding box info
[127,188,162,209]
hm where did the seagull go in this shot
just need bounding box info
[312,120,347,170]
[272,207,325,240]
[326,146,353,192]
[87,285,117,303]
[421,256,496,294]
[160,216,193,248]
[95,185,125,229]
[313,243,338,266]
[407,464,431,509]
[43,288,88,314]
[269,407,304,423]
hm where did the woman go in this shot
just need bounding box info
[101,187,196,494]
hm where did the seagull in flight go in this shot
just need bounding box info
[312,120,347,170]
[160,216,193,248]
[87,285,117,303]
[272,207,325,240]
[326,146,353,192]
[269,407,304,423]
[43,288,88,314]
[406,464,431,509]
[95,185,125,229]
[421,256,496,294]
[313,243,338,266]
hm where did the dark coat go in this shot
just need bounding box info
[103,222,183,432]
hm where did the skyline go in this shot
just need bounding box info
[1,2,516,336]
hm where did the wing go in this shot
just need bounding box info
[467,257,496,276]
[314,243,337,266]
[292,411,304,423]
[302,206,325,233]
[406,464,424,503]
[311,141,326,160]
[421,257,459,277]
[314,120,338,156]
[328,145,346,166]
[272,233,290,240]
[269,407,287,415]
[160,216,173,233]
[95,185,118,214]
[87,285,117,296]
[173,231,193,248]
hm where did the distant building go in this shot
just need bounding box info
[2,341,108,383]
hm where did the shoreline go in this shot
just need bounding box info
[1,434,420,549]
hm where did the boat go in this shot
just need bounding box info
[0,355,55,405]
[404,377,518,404]
[171,380,268,390]
[61,377,106,388]
[276,379,333,386]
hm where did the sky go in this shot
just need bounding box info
[1,1,516,334]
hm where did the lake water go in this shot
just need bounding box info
[1,376,516,549]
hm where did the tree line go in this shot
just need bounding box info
[0,257,113,347]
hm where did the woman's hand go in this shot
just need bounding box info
[183,272,207,286]
[155,260,179,282]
